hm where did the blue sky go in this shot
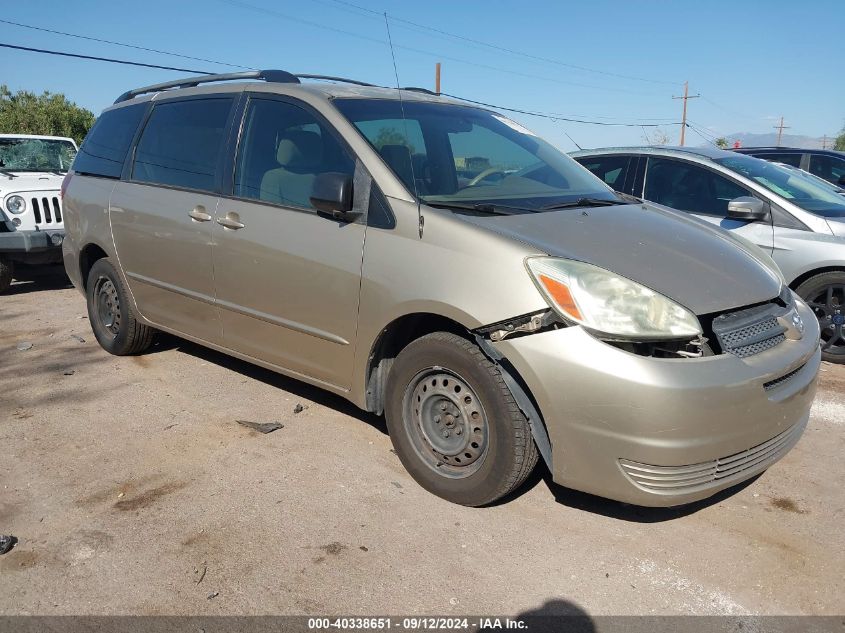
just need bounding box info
[2,0,843,150]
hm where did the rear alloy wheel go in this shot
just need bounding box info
[385,332,538,506]
[0,256,12,294]
[796,271,845,363]
[86,258,154,355]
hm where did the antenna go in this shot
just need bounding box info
[562,128,582,150]
[383,12,423,239]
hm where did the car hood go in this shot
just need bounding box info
[0,171,65,195]
[455,202,782,315]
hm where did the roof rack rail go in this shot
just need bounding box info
[296,74,376,87]
[402,86,439,95]
[113,69,299,103]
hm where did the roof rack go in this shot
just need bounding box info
[402,86,439,96]
[114,70,378,104]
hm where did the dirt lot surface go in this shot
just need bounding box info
[2,270,844,617]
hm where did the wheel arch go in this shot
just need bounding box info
[79,242,111,290]
[789,266,845,292]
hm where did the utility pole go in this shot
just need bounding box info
[672,81,700,146]
[821,135,829,149]
[435,62,441,94]
[774,117,790,146]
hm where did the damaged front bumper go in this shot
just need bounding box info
[492,298,821,507]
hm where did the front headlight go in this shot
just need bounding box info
[526,257,702,339]
[6,195,26,215]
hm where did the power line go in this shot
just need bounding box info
[439,93,675,127]
[0,18,254,70]
[1,39,675,128]
[217,0,658,96]
[314,0,680,86]
[0,42,210,73]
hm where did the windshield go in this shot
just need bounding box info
[0,138,77,172]
[716,154,845,218]
[333,98,616,211]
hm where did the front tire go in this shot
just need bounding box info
[796,272,845,363]
[385,332,538,506]
[86,258,154,355]
[0,256,13,294]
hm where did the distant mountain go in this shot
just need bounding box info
[706,132,834,149]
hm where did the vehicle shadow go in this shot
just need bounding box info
[4,265,72,296]
[158,333,388,435]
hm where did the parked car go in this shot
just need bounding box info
[774,162,845,197]
[0,134,77,293]
[63,71,819,507]
[734,147,845,188]
[572,146,845,362]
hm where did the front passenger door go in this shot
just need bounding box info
[643,157,774,254]
[212,96,366,389]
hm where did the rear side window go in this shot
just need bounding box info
[577,155,630,190]
[73,104,146,178]
[132,98,233,192]
[755,152,802,167]
[809,154,845,184]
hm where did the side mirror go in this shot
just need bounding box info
[727,196,769,221]
[310,172,354,217]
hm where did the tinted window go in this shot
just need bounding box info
[809,154,845,184]
[645,158,750,216]
[132,98,232,192]
[755,152,802,167]
[73,103,146,178]
[577,156,630,190]
[234,99,355,209]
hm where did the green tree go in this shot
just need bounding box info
[0,85,95,145]
[372,126,414,154]
[715,137,729,149]
[834,124,845,151]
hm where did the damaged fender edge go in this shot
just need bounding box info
[473,328,554,471]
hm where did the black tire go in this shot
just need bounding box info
[385,331,539,506]
[86,258,154,355]
[796,271,845,364]
[0,257,12,294]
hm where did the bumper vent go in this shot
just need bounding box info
[30,195,63,227]
[712,302,787,358]
[764,363,806,392]
[619,421,805,494]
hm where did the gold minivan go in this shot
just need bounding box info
[63,71,820,507]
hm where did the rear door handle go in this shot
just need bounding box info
[188,206,212,222]
[216,212,245,230]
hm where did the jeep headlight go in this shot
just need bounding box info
[526,257,702,339]
[6,195,25,215]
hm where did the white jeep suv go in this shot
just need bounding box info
[0,134,77,292]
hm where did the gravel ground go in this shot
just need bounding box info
[1,269,843,617]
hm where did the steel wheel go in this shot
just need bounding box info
[807,284,845,356]
[402,368,489,479]
[94,276,122,339]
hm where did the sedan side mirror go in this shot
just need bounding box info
[727,196,769,221]
[310,172,355,218]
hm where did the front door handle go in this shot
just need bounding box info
[216,212,245,230]
[188,205,212,222]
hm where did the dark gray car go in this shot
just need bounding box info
[573,146,845,362]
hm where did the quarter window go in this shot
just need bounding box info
[74,103,146,178]
[132,98,233,192]
[577,156,630,190]
[645,158,751,216]
[234,99,355,209]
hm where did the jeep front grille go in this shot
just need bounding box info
[30,195,62,226]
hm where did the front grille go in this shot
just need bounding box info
[619,421,805,494]
[764,364,805,392]
[711,302,787,358]
[30,195,63,226]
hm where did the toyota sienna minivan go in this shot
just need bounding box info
[62,70,820,507]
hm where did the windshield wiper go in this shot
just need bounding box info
[540,197,629,210]
[0,168,17,179]
[426,201,531,216]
